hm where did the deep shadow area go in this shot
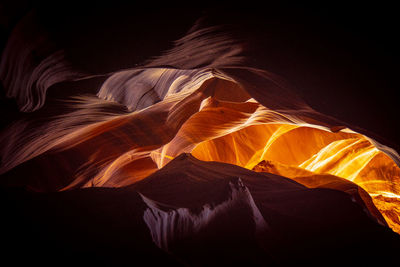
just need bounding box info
[1,155,400,266]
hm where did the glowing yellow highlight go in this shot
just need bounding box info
[191,123,400,234]
[152,151,175,160]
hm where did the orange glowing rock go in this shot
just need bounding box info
[191,122,400,233]
[1,24,399,236]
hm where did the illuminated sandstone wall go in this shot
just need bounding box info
[1,15,399,234]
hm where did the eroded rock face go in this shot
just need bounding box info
[1,5,400,264]
[2,62,399,233]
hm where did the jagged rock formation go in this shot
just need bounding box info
[2,155,400,266]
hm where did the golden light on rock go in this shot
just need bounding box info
[2,7,400,264]
[191,122,400,233]
[2,65,399,234]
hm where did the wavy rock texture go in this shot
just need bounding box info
[0,11,88,112]
[2,63,399,233]
[1,5,400,265]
